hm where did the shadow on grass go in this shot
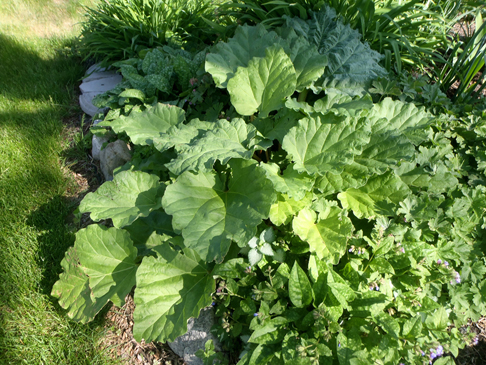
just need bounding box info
[0,33,85,104]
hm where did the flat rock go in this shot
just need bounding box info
[79,92,103,117]
[80,74,122,94]
[99,140,132,181]
[168,308,222,365]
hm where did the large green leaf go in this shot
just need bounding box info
[367,98,432,145]
[292,205,353,264]
[75,225,138,306]
[353,117,416,175]
[205,24,281,88]
[282,113,371,175]
[162,159,276,262]
[133,244,215,342]
[227,46,297,117]
[276,27,328,92]
[51,247,112,323]
[260,163,314,201]
[80,170,165,228]
[269,193,312,226]
[338,170,411,219]
[166,118,270,175]
[314,163,368,196]
[287,7,386,95]
[107,103,185,147]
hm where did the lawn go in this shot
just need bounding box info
[0,0,118,363]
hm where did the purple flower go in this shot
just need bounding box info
[400,247,405,253]
[253,313,259,317]
[420,350,425,356]
[375,286,380,291]
[454,272,461,284]
[436,345,444,356]
[211,302,216,306]
[338,343,341,348]
[437,259,442,264]
[349,248,353,252]
[473,337,479,345]
[444,261,449,267]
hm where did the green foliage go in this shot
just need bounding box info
[217,0,453,73]
[53,10,486,365]
[92,45,207,113]
[79,0,218,65]
[434,12,486,103]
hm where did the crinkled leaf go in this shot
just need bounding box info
[315,163,368,196]
[368,98,432,145]
[292,206,353,264]
[269,192,312,226]
[353,117,416,175]
[287,7,386,95]
[80,170,165,228]
[133,244,215,342]
[276,27,328,91]
[124,209,174,247]
[162,159,276,262]
[338,171,411,219]
[166,118,270,175]
[76,225,137,306]
[107,103,185,147]
[227,46,297,117]
[260,163,314,201]
[51,247,112,323]
[282,113,371,175]
[205,24,281,88]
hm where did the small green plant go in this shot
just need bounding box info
[53,11,486,364]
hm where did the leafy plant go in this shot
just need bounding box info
[79,0,218,66]
[217,0,453,73]
[91,45,208,119]
[54,11,486,365]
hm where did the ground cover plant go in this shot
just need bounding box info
[0,0,118,363]
[53,3,486,364]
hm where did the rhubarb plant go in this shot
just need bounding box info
[53,8,486,365]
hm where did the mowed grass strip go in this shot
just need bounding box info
[0,1,117,363]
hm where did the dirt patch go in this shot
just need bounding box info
[101,295,184,365]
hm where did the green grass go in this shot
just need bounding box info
[0,1,118,364]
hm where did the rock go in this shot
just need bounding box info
[168,308,222,365]
[99,140,132,181]
[79,91,103,117]
[80,74,123,94]
[91,119,109,161]
[79,63,121,116]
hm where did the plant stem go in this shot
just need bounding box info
[298,89,309,102]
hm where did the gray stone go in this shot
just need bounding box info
[80,74,122,94]
[168,308,222,365]
[91,119,109,161]
[79,91,103,117]
[99,140,132,181]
